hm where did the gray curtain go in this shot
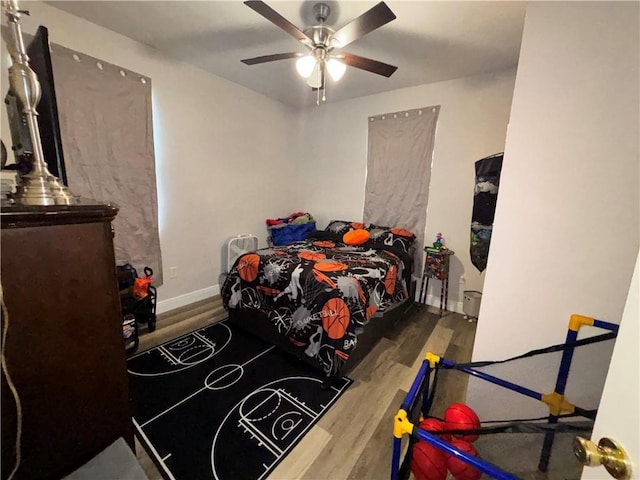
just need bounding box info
[51,44,163,284]
[364,106,439,273]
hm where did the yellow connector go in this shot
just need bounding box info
[393,409,414,439]
[568,314,594,332]
[424,352,440,368]
[541,392,575,416]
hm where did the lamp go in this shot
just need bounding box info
[295,55,316,79]
[306,63,323,88]
[296,52,346,85]
[326,59,346,81]
[2,0,76,205]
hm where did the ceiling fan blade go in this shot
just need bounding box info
[331,2,396,48]
[339,52,397,77]
[241,52,303,65]
[244,1,313,45]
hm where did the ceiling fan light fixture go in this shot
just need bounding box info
[295,55,316,78]
[326,59,346,81]
[306,63,323,88]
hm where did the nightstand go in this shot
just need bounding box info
[419,247,455,315]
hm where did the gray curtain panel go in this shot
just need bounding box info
[364,106,439,273]
[51,44,163,284]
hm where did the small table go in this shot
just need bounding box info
[419,247,455,315]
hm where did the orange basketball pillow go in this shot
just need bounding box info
[343,229,370,245]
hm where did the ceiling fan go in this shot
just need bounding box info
[241,1,397,103]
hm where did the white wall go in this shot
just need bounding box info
[0,2,301,313]
[473,1,639,361]
[296,69,517,310]
[465,1,638,427]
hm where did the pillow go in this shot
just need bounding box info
[343,229,370,245]
[367,223,416,252]
[325,220,364,236]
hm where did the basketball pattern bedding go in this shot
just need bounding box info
[221,234,412,376]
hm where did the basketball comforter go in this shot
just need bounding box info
[221,233,411,376]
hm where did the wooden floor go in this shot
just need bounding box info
[133,299,477,480]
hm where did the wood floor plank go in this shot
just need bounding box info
[303,360,412,480]
[135,437,163,480]
[347,389,407,480]
[400,323,455,393]
[428,346,472,418]
[267,426,332,480]
[388,310,440,367]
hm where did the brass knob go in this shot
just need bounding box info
[573,436,632,480]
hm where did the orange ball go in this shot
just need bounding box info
[447,439,481,480]
[419,417,452,442]
[411,442,448,480]
[444,403,480,442]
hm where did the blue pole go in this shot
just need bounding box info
[421,364,433,418]
[391,437,402,480]
[455,365,543,401]
[538,328,578,472]
[402,360,430,410]
[415,429,518,480]
[593,319,618,332]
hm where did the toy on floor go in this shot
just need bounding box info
[444,403,480,442]
[447,439,481,480]
[410,442,448,480]
[419,418,451,442]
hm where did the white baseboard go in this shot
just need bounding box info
[157,284,220,314]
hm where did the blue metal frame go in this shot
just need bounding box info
[538,317,618,471]
[391,315,619,480]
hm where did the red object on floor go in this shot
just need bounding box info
[444,403,481,442]
[419,417,452,442]
[447,439,481,480]
[410,441,448,480]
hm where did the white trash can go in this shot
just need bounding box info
[463,291,482,319]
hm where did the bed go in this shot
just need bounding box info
[221,220,417,378]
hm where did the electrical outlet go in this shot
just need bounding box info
[169,266,178,279]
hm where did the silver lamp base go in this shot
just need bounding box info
[13,174,77,206]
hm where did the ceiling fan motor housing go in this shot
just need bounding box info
[313,3,331,24]
[305,25,334,49]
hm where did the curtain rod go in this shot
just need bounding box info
[369,106,439,122]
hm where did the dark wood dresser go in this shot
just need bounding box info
[1,203,133,480]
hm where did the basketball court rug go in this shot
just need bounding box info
[127,320,352,480]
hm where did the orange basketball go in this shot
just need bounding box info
[366,305,378,320]
[237,254,260,282]
[313,240,336,248]
[321,298,350,339]
[446,439,481,480]
[385,265,397,294]
[391,227,414,237]
[352,222,365,230]
[419,418,452,442]
[444,404,481,442]
[411,441,448,480]
[298,251,326,261]
[312,269,337,289]
[314,261,348,272]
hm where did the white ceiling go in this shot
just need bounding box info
[47,1,527,109]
